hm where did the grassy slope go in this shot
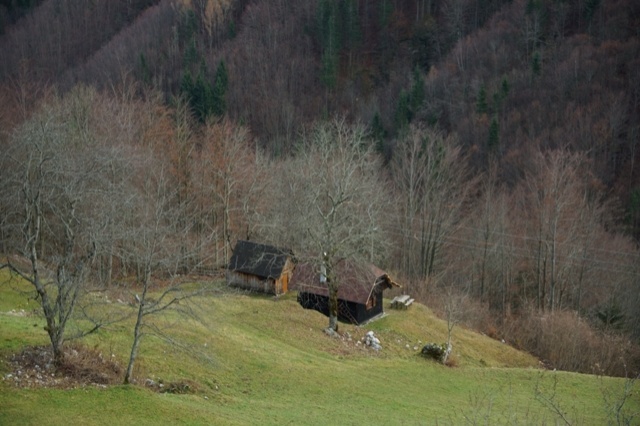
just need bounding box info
[0,272,638,425]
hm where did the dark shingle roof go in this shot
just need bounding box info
[228,240,292,279]
[291,260,399,304]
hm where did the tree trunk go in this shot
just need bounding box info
[51,333,65,367]
[124,301,144,384]
[106,251,113,287]
[124,272,148,384]
[328,283,339,332]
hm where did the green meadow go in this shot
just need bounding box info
[0,272,638,425]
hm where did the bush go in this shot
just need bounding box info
[504,308,640,377]
[421,343,447,362]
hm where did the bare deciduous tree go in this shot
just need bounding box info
[121,158,207,385]
[190,118,263,267]
[391,124,473,280]
[0,87,129,366]
[461,169,516,316]
[265,118,391,332]
[443,287,467,365]
[519,149,595,312]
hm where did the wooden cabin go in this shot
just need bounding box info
[292,260,400,325]
[226,240,295,295]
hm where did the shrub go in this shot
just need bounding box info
[421,343,447,362]
[504,308,640,377]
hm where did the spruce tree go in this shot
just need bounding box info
[317,0,341,89]
[501,77,510,98]
[476,85,488,114]
[379,0,392,27]
[410,67,425,114]
[180,71,194,98]
[138,53,151,86]
[183,37,199,67]
[370,112,387,154]
[532,51,541,76]
[395,90,411,131]
[212,60,228,117]
[488,116,499,152]
[192,72,208,122]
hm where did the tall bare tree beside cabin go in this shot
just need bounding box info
[190,118,263,266]
[391,124,472,280]
[267,118,391,332]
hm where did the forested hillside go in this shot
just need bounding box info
[0,0,639,376]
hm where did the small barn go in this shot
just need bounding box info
[226,240,295,295]
[293,261,400,325]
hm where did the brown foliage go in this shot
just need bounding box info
[505,309,640,377]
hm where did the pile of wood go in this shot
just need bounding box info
[390,295,414,310]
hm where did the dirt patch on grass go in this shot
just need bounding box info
[3,344,202,394]
[2,344,123,389]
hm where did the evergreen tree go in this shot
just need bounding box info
[183,37,199,67]
[181,63,216,123]
[214,60,228,91]
[532,51,541,76]
[317,0,341,89]
[626,187,640,237]
[526,0,542,16]
[370,112,387,154]
[584,0,601,24]
[379,0,393,27]
[410,67,425,114]
[192,72,208,122]
[212,60,228,117]
[395,90,411,131]
[476,85,488,114]
[342,0,361,71]
[179,9,198,42]
[321,52,339,89]
[138,53,151,86]
[180,71,194,97]
[488,116,499,152]
[500,77,510,99]
[412,21,435,72]
[492,91,501,112]
[491,78,510,112]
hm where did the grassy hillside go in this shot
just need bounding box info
[1,272,638,425]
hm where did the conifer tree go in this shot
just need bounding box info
[500,77,510,98]
[342,0,361,72]
[181,71,194,97]
[410,67,425,114]
[370,112,387,155]
[379,0,393,27]
[488,116,499,152]
[476,85,488,114]
[183,37,199,67]
[317,0,341,89]
[212,60,228,117]
[138,53,151,86]
[532,51,541,76]
[395,90,411,131]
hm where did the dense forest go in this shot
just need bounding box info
[0,0,639,376]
